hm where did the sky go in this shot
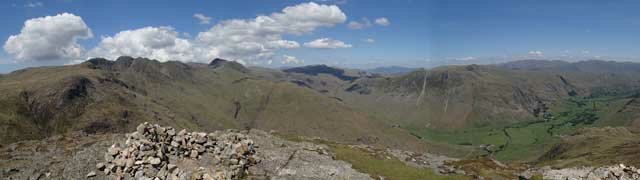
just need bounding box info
[0,0,639,73]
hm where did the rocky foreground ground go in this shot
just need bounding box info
[0,123,370,180]
[1,123,640,180]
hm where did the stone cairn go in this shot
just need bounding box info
[593,164,640,180]
[95,122,259,180]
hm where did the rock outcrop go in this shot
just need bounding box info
[208,58,248,73]
[246,131,371,180]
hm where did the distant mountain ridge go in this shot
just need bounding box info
[283,64,361,81]
[0,56,429,153]
[3,57,640,164]
[367,66,418,75]
[498,59,640,74]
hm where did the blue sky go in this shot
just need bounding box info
[0,0,639,73]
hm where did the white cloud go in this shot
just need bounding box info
[25,2,43,8]
[454,56,475,61]
[528,50,544,56]
[265,40,300,49]
[581,50,590,54]
[304,38,352,49]
[282,55,302,64]
[4,13,92,61]
[196,2,346,62]
[347,21,365,29]
[89,26,201,62]
[267,60,273,65]
[374,17,390,26]
[193,13,212,25]
[363,38,375,43]
[347,17,371,29]
[88,2,345,64]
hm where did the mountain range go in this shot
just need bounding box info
[2,57,640,179]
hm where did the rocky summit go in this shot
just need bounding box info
[97,122,258,179]
[0,122,370,180]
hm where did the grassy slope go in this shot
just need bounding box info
[536,127,640,168]
[0,60,431,154]
[331,144,468,180]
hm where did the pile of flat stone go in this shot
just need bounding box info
[95,122,259,180]
[591,164,640,180]
[524,164,640,180]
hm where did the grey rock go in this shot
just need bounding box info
[134,170,145,179]
[189,150,199,159]
[137,123,147,135]
[86,171,96,178]
[178,129,187,136]
[96,163,105,170]
[149,157,161,165]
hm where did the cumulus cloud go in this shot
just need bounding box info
[281,55,302,64]
[88,2,345,63]
[89,26,200,62]
[195,2,346,62]
[363,38,375,43]
[528,50,544,56]
[347,17,371,29]
[4,13,92,61]
[193,13,212,24]
[304,38,352,49]
[375,17,390,26]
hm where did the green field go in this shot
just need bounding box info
[408,95,635,162]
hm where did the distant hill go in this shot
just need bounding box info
[498,59,640,74]
[208,58,248,73]
[367,66,418,75]
[283,65,360,81]
[0,56,431,153]
[497,59,570,70]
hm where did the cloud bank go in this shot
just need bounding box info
[4,13,92,62]
[195,2,346,62]
[304,38,352,49]
[282,55,302,64]
[4,2,353,65]
[89,26,199,62]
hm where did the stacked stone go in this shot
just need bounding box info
[598,164,640,179]
[96,122,259,180]
[524,163,640,180]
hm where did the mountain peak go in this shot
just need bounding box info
[208,58,248,73]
